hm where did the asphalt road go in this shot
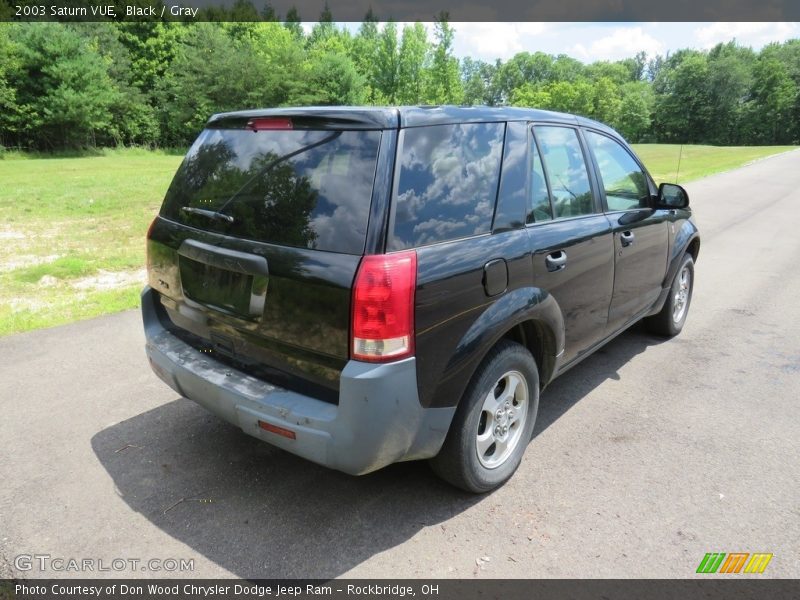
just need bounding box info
[2,150,799,579]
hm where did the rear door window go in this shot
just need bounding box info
[533,125,595,219]
[160,128,381,255]
[390,123,505,250]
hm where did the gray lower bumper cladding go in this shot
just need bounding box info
[141,287,455,475]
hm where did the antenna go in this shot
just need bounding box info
[675,144,684,184]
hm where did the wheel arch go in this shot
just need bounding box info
[443,288,565,407]
[499,319,559,390]
[686,235,700,263]
[664,221,700,289]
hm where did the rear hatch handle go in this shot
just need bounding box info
[178,239,268,277]
[177,239,269,319]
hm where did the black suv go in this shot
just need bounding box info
[142,106,699,492]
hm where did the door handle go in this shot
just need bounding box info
[620,231,635,247]
[545,250,567,272]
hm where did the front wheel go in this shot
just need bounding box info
[430,340,539,493]
[645,253,694,337]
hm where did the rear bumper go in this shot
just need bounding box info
[141,286,454,475]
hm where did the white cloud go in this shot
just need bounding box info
[339,21,800,64]
[451,23,548,62]
[570,26,665,62]
[693,22,799,49]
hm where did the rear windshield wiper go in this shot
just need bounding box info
[212,130,342,219]
[180,206,235,223]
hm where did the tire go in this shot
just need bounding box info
[645,253,694,337]
[430,340,539,493]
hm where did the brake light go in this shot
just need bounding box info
[246,117,293,131]
[351,251,417,362]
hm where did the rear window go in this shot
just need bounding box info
[160,128,381,254]
[389,123,505,250]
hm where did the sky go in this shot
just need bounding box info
[331,22,800,63]
[450,22,800,63]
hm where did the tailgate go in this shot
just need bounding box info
[146,119,384,401]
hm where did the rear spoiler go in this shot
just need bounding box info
[207,107,400,131]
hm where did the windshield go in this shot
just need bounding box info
[161,128,381,254]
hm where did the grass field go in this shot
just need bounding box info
[0,149,182,336]
[632,144,796,184]
[0,144,795,337]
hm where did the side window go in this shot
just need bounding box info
[527,136,552,223]
[390,122,505,250]
[584,130,650,211]
[534,126,594,219]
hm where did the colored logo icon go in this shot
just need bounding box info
[696,553,773,574]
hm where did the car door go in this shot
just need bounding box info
[582,129,669,334]
[527,124,615,366]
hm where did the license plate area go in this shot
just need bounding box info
[177,239,268,320]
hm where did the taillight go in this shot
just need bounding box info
[351,250,417,362]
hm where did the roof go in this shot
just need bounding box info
[207,105,619,137]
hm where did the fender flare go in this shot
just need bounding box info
[665,220,700,289]
[444,287,566,399]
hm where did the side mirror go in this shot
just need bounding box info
[657,182,689,209]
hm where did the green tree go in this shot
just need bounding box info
[7,23,119,149]
[73,23,159,146]
[157,24,274,146]
[748,56,797,144]
[295,52,366,105]
[351,16,381,102]
[586,61,632,85]
[261,2,278,21]
[0,24,19,145]
[646,54,664,82]
[306,22,353,58]
[374,21,399,102]
[238,21,307,107]
[229,0,260,20]
[704,42,754,144]
[424,14,462,104]
[461,58,502,106]
[653,50,713,143]
[546,80,594,115]
[115,22,187,104]
[591,76,622,126]
[617,81,653,142]
[396,23,429,105]
[552,54,586,82]
[510,84,551,109]
[623,51,648,81]
[284,7,303,39]
[495,52,555,103]
[768,40,800,142]
[308,2,336,47]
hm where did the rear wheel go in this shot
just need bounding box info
[430,340,539,493]
[645,254,694,336]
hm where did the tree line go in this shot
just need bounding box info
[1,8,799,151]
